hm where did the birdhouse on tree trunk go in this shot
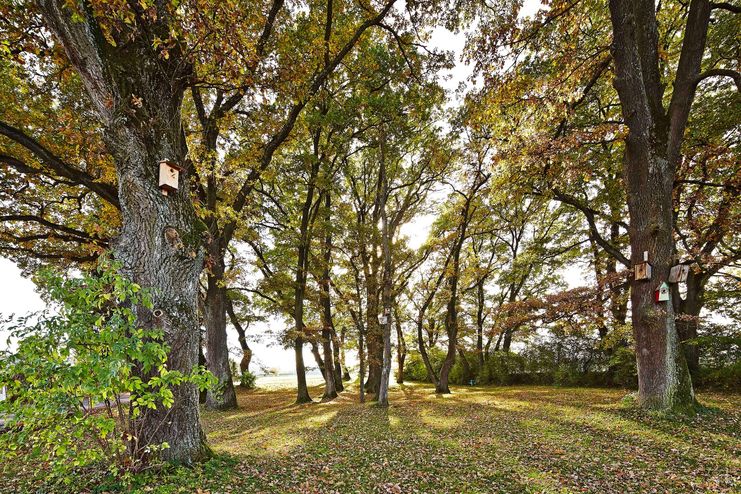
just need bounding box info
[669,264,689,283]
[377,307,390,325]
[655,282,670,303]
[634,251,652,281]
[159,160,183,196]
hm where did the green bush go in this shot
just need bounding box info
[0,260,215,484]
[480,352,527,385]
[240,370,257,389]
[403,348,446,382]
[608,347,638,388]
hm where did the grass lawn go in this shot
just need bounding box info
[4,383,740,493]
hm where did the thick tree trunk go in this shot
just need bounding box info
[608,0,706,411]
[294,336,312,404]
[623,160,694,410]
[37,0,210,462]
[204,244,237,410]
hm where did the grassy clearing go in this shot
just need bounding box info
[4,383,740,493]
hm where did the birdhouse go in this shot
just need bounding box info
[634,250,652,281]
[159,160,183,196]
[669,264,689,283]
[377,308,390,325]
[655,282,670,303]
[635,262,652,281]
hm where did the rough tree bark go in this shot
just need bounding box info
[319,193,338,400]
[377,135,393,407]
[293,155,321,404]
[204,239,237,409]
[225,296,253,375]
[437,172,486,393]
[608,0,717,410]
[37,0,210,461]
[395,306,406,384]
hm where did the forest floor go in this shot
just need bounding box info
[171,382,737,493]
[6,383,740,493]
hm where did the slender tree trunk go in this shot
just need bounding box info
[331,327,345,392]
[377,136,392,407]
[675,271,706,379]
[476,280,485,369]
[199,342,207,404]
[359,320,366,403]
[437,174,483,393]
[395,307,406,384]
[310,338,326,378]
[225,297,253,376]
[204,243,237,410]
[293,155,320,404]
[340,326,351,381]
[417,317,439,385]
[364,267,382,395]
[319,193,338,400]
[502,328,514,353]
[457,347,473,384]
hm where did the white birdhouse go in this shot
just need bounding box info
[669,264,689,283]
[159,160,183,196]
[378,308,390,325]
[655,282,670,303]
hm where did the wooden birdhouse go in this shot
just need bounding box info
[634,251,652,281]
[159,160,183,196]
[669,264,689,283]
[655,282,670,303]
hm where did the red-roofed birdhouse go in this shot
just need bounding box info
[655,282,670,303]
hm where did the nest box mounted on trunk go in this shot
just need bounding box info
[634,251,652,281]
[377,308,390,325]
[159,160,183,196]
[669,264,690,283]
[655,282,670,303]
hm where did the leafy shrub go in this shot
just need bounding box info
[481,352,527,385]
[403,348,446,382]
[240,370,257,389]
[553,363,581,386]
[608,347,638,388]
[0,260,215,484]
